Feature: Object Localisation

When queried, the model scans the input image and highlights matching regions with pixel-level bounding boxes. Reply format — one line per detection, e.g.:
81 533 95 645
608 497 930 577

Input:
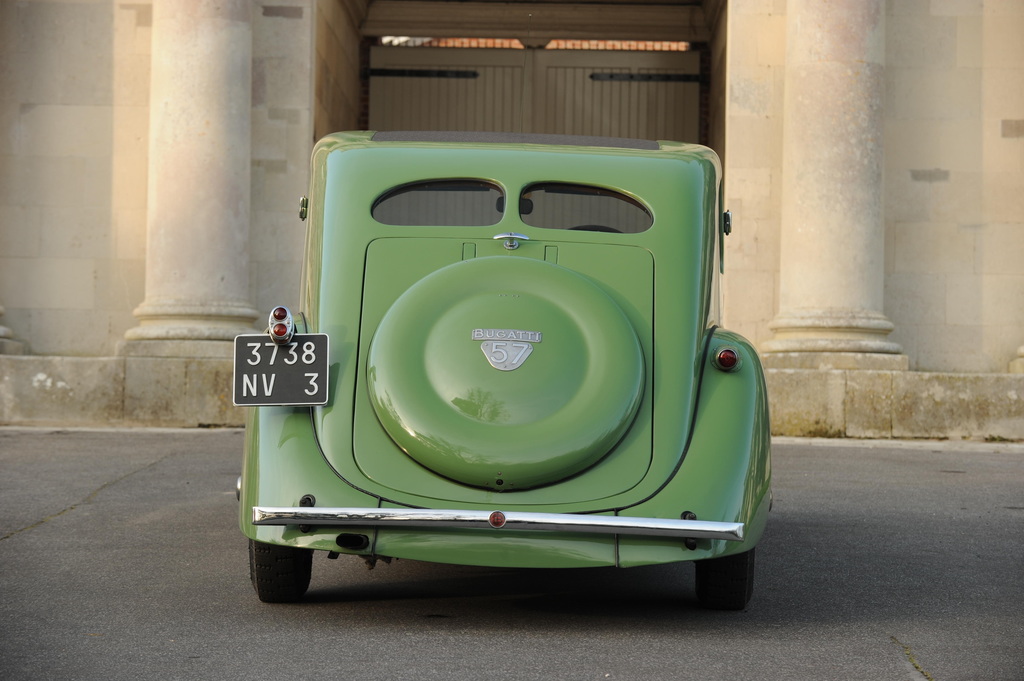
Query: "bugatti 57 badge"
473 328 542 371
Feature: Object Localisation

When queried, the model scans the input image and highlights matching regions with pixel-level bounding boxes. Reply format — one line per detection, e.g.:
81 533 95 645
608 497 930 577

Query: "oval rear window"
519 183 652 234
372 180 504 226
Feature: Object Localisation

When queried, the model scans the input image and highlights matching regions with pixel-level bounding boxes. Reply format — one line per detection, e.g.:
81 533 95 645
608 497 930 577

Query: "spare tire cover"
366 255 644 490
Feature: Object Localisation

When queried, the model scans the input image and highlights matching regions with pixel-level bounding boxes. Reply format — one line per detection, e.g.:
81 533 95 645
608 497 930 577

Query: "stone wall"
3 355 1020 440
705 0 728 162
768 369 1024 440
0 1 150 356
250 1 319 319
313 0 368 140
720 0 785 346
722 0 1024 374
884 1 1024 373
1 0 1021 436
0 0 317 354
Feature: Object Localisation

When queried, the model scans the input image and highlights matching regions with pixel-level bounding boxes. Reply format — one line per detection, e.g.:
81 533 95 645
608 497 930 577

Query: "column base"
762 309 905 369
124 300 260 347
0 337 26 355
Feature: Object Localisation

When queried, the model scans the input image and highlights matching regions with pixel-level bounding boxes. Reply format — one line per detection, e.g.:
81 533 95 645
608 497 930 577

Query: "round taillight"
272 323 289 338
272 306 289 321
712 346 741 372
488 511 507 529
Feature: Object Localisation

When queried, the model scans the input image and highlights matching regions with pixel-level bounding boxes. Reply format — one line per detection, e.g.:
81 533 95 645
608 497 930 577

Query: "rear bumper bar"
252 506 745 541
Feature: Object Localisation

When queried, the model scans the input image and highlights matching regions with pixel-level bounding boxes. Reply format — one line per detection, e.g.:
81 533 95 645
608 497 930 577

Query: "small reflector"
712 347 741 372
272 306 289 321
488 511 507 528
717 349 737 368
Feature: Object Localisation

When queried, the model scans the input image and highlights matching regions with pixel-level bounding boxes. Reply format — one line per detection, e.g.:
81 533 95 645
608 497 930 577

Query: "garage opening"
366 39 706 144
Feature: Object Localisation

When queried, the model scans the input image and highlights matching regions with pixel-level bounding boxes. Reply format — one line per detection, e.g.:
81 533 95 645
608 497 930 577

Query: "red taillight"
488 511 507 528
267 306 293 344
712 346 741 372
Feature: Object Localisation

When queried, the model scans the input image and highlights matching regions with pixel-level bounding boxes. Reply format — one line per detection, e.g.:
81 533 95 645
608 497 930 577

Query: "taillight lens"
712 346 741 372
488 511 507 528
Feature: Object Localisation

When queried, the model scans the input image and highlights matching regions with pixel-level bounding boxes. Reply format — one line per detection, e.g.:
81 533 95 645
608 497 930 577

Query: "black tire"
248 538 313 603
694 548 755 610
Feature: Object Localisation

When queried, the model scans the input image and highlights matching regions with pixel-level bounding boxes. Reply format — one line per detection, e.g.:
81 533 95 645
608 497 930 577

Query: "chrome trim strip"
252 507 744 541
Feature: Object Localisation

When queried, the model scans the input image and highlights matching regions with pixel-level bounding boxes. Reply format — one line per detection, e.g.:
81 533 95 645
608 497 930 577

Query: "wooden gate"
368 46 701 142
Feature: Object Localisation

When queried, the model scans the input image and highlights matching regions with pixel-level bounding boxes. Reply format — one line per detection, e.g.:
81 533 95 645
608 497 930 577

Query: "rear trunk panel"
335 237 655 505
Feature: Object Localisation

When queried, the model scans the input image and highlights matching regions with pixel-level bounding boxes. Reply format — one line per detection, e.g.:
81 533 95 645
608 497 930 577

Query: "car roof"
370 130 660 151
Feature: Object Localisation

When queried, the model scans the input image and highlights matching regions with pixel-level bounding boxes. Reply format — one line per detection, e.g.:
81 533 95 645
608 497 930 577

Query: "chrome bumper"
252 506 745 541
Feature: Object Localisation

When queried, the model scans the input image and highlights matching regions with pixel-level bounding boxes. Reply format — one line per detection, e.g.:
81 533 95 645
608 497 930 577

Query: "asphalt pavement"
0 428 1021 681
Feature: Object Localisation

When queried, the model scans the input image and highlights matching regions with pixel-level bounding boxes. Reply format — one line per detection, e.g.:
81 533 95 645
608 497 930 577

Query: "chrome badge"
472 329 543 371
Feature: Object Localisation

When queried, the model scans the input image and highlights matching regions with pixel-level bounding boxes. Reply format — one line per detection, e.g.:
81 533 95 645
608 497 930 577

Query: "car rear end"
238 131 770 609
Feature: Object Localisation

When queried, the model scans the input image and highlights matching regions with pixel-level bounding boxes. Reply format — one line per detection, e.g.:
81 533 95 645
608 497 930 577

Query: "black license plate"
233 334 329 406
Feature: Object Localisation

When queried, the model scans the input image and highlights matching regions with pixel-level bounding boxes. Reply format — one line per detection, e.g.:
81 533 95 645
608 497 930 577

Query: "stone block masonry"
2 356 1021 440
766 369 1024 441
0 356 241 428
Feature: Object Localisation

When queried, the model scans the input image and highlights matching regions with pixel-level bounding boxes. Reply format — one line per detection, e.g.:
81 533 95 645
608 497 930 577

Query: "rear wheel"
248 538 313 603
694 548 755 610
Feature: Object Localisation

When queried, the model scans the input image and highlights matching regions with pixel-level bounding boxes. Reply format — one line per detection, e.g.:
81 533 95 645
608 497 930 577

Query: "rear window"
520 183 652 234
372 180 504 226
371 179 652 233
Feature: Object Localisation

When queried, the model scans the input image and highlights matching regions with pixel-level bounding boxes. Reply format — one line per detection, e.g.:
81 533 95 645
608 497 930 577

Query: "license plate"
232 334 329 406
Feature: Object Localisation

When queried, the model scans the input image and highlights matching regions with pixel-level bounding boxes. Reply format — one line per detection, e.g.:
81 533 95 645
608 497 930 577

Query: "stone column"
1011 347 1024 374
122 0 258 356
0 305 10 340
761 0 906 370
0 304 25 355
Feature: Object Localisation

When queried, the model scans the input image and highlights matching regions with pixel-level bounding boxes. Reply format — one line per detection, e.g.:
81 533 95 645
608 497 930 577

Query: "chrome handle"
493 232 529 250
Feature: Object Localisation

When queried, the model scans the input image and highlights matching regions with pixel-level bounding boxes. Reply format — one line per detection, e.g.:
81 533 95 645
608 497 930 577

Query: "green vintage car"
234 131 771 610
